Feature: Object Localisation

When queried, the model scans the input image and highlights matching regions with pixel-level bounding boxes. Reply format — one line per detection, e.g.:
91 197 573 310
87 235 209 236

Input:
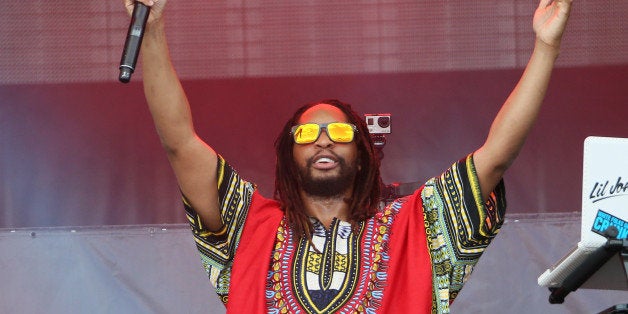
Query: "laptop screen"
538 136 628 290
581 136 628 246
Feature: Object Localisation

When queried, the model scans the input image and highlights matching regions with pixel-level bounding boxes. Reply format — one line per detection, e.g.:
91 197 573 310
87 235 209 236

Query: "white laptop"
537 136 628 291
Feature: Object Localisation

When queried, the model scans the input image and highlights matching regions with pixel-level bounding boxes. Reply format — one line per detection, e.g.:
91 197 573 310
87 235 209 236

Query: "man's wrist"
146 18 166 36
534 38 561 60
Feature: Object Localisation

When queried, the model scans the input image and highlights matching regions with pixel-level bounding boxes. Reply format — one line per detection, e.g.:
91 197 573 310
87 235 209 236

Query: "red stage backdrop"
1 1 627 228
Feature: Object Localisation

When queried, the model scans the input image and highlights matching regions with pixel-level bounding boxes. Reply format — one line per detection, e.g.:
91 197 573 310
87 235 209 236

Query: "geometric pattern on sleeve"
422 153 507 313
182 155 254 304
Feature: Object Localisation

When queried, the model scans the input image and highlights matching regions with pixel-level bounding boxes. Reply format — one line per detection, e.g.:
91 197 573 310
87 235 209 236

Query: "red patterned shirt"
184 154 506 313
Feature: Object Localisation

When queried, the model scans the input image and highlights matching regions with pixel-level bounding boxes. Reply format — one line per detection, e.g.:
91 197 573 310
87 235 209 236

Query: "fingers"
538 0 573 9
539 0 573 12
131 0 157 7
557 0 574 15
538 0 553 9
124 0 155 10
548 0 572 22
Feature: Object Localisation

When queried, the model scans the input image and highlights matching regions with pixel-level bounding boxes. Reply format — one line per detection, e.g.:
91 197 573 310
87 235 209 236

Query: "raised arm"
125 0 222 231
473 0 573 201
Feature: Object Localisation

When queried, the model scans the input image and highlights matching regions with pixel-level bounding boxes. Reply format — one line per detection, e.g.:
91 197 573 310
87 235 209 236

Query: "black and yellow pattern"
291 219 364 313
183 154 505 313
422 154 506 313
183 155 253 304
265 209 397 313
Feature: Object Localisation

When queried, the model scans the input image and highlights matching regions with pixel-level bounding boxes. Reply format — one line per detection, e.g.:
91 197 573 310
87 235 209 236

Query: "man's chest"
265 215 393 313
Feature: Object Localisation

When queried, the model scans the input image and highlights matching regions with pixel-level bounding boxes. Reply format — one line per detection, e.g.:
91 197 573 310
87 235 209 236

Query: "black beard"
298 155 358 198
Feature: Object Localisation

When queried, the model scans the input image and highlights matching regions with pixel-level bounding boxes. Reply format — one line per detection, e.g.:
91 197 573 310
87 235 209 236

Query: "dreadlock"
273 99 382 242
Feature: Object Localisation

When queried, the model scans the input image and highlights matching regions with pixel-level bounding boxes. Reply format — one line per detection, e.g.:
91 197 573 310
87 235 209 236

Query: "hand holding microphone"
119 0 166 83
119 1 153 83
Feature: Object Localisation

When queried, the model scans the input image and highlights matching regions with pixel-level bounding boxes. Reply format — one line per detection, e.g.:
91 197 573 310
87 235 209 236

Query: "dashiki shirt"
183 154 506 313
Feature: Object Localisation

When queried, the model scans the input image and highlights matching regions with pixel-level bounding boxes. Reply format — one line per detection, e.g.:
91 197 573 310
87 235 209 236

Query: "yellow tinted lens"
327 123 354 143
293 124 320 144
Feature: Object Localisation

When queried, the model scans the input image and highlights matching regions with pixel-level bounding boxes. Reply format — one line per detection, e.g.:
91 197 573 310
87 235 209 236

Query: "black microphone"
119 2 150 83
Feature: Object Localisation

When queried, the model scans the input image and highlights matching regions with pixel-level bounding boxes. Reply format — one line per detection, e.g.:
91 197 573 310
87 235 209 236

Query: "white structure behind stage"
1 213 625 314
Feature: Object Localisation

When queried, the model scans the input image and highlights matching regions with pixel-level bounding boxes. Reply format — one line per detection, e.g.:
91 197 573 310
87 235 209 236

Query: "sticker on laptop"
591 209 628 239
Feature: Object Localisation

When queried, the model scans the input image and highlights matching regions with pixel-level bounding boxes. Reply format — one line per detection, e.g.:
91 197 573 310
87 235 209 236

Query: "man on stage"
124 0 573 312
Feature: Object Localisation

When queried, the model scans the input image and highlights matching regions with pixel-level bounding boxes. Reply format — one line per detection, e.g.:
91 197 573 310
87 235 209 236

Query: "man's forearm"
485 38 560 168
141 19 196 153
474 38 560 201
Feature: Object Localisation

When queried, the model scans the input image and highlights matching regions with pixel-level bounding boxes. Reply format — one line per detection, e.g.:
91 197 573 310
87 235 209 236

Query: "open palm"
533 0 573 47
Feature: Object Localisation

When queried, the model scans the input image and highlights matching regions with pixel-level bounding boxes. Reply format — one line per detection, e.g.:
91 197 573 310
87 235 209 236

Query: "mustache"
306 150 345 168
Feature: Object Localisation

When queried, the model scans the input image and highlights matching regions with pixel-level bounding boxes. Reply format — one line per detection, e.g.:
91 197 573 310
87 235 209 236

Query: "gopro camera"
365 114 391 134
